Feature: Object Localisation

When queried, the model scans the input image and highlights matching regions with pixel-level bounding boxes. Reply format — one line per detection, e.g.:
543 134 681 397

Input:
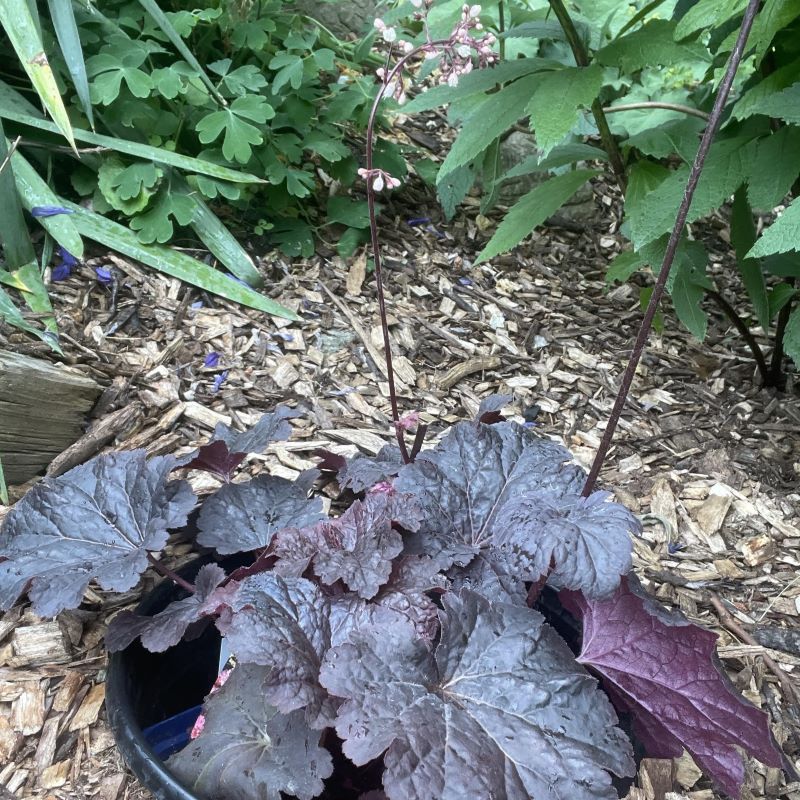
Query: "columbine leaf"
105 564 226 652
339 446 404 493
311 491 420 599
563 576 785 798
167 664 332 800
213 405 298 453
394 421 584 568
196 475 325 555
215 574 342 727
320 590 634 800
0 452 195 616
492 490 637 598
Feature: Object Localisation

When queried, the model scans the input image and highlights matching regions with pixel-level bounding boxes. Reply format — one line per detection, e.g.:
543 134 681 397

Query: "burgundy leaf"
196 475 325 555
179 440 246 481
475 393 513 424
312 491 421 598
394 421 584 568
0 452 195 617
492 489 637 598
563 576 785 798
312 448 348 473
167 663 332 800
320 590 634 800
105 564 227 652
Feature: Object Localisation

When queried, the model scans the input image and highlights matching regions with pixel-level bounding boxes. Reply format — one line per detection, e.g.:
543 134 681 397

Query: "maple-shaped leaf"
105 564 227 652
394 421 583 567
312 491 421 598
213 406 298 453
320 590 634 800
0 453 195 617
216 573 350 727
563 576 785 798
475 393 513 424
167 663 332 800
196 475 325 555
178 440 246 481
492 489 637 598
339 445 404 493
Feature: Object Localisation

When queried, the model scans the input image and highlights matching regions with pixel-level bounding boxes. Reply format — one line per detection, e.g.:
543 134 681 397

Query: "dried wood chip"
34 715 60 774
693 485 733 539
438 356 501 390
183 402 231 429
39 759 70 789
11 680 46 735
52 672 83 714
68 683 105 732
9 621 70 667
739 534 777 567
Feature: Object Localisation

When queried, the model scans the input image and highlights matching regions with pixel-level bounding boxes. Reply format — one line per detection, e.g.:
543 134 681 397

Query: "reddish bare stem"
582 0 762 497
147 552 195 594
365 41 450 462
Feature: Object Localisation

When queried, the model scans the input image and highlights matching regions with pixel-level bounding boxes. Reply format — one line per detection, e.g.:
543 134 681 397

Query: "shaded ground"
0 171 799 800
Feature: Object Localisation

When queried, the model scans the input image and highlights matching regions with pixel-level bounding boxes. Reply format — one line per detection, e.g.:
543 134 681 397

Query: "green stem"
547 0 627 192
498 0 506 61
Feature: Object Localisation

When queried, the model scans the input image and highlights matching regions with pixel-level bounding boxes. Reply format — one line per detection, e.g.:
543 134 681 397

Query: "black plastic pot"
106 558 219 800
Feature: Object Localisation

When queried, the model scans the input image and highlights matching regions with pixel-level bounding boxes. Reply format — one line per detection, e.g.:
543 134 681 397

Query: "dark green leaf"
747 125 800 209
748 197 800 258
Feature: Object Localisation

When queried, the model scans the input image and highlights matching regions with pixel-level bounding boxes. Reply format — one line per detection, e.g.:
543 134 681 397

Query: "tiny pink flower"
373 17 386 30
399 411 420 430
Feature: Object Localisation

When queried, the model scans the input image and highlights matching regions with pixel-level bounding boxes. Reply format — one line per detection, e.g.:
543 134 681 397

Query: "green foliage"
411 0 800 382
0 0 382 346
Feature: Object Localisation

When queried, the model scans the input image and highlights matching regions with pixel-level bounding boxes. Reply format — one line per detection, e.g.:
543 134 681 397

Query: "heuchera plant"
0 1 792 798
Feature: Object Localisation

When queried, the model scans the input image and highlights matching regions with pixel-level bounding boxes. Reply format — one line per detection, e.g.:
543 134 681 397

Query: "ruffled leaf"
0 452 195 616
105 564 227 652
339 445 404 493
197 475 325 555
167 663 332 800
320 590 634 800
213 405 298 453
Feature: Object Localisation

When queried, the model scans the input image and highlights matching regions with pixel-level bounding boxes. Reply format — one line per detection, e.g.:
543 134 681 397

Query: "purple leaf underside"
213 405 298 454
178 440 246 480
105 564 227 652
0 452 195 617
394 421 583 566
196 474 325 555
475 393 513 424
167 663 332 800
564 576 785 799
320 590 634 800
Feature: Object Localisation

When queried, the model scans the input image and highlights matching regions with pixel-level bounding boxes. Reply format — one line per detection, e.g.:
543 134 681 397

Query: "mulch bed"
0 170 798 800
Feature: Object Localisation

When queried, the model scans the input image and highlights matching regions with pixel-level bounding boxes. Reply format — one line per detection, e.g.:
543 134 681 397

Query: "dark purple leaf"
339 445 404 493
31 205 74 217
178 440 246 481
51 263 72 282
491 489 637 598
394 421 583 568
213 405 298 454
320 590 634 800
272 525 320 577
105 564 227 652
196 475 325 555
312 448 347 473
563 576 785 798
311 491 419 598
448 551 526 604
95 266 113 285
167 663 333 800
475 393 512 424
215 573 343 727
0 452 195 617
204 351 220 368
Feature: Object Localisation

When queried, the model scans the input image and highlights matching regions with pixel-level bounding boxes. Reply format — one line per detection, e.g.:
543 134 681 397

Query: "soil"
0 165 798 800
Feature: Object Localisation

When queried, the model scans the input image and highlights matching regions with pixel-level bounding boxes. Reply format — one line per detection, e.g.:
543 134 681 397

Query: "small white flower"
447 72 459 87
373 174 385 192
382 26 397 42
388 175 401 188
469 4 481 17
410 0 423 6
357 168 369 179
376 67 386 79
373 17 385 30
457 44 471 58
401 40 414 53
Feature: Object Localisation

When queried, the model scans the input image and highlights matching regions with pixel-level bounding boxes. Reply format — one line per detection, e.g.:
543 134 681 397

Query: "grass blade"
173 179 263 287
0 105 265 184
11 148 84 258
0 0 76 150
0 282 62 351
0 455 8 505
0 261 58 332
0 122 36 267
135 0 227 107
47 0 94 128
63 201 299 320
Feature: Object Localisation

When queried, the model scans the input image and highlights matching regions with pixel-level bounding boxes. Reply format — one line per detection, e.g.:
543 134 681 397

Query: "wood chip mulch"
0 172 798 800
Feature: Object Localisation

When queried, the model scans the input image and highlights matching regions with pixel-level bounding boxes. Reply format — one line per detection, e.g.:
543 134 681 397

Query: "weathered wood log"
0 350 101 485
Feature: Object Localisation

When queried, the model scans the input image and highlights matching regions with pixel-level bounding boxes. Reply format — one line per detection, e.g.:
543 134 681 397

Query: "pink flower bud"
373 17 385 30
